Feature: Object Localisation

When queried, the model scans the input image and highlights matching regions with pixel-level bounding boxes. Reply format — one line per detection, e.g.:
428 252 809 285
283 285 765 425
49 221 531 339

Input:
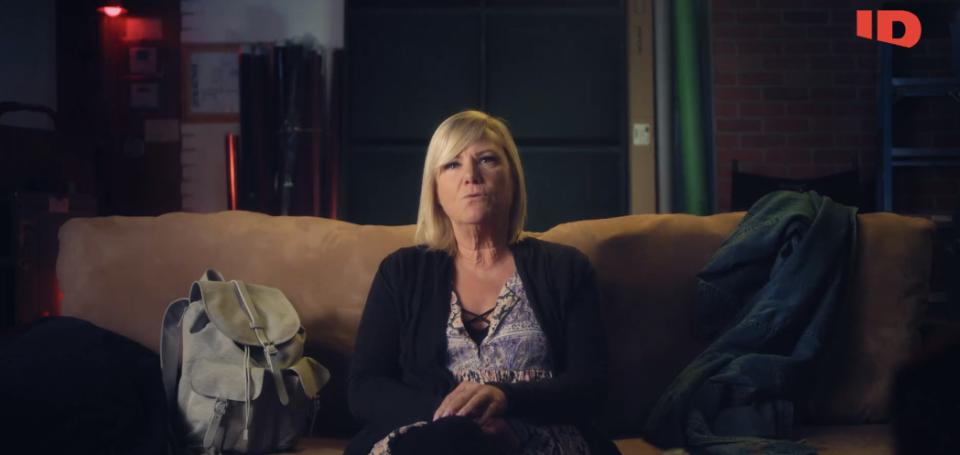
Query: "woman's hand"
432 381 507 426
481 417 520 455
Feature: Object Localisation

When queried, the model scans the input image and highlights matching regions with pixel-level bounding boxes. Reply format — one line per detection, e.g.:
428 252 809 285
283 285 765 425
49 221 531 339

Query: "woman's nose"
463 161 482 183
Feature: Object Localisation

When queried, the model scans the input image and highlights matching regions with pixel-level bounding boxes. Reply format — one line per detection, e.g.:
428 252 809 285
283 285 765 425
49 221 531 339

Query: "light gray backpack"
160 270 330 455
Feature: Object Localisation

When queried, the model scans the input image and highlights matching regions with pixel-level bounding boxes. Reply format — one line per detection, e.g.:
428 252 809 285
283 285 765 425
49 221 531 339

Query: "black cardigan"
344 237 622 455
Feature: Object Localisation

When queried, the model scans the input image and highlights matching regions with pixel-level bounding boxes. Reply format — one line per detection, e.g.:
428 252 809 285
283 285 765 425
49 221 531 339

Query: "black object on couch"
0 316 169 455
730 159 862 213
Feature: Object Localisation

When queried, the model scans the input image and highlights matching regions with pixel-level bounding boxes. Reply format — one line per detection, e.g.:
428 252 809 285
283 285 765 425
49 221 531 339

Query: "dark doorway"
343 0 628 232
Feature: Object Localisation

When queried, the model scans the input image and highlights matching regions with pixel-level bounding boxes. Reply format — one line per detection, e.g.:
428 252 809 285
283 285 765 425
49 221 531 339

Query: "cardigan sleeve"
347 255 445 430
491 251 610 425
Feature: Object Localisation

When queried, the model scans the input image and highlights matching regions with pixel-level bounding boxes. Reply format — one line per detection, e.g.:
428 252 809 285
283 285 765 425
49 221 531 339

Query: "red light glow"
99 6 126 17
227 135 238 210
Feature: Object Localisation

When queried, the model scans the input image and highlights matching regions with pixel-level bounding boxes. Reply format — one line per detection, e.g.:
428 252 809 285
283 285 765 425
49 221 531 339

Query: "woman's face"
436 139 513 229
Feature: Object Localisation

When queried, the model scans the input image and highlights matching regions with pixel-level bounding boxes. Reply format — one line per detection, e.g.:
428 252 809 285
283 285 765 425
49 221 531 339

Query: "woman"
345 110 621 455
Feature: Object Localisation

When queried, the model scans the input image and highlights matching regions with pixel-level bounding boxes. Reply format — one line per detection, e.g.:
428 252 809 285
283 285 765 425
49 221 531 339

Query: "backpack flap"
190 281 301 348
191 278 302 406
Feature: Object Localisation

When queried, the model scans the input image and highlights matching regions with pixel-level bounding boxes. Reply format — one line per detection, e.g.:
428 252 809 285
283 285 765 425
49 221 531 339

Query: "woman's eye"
480 156 497 164
444 162 459 170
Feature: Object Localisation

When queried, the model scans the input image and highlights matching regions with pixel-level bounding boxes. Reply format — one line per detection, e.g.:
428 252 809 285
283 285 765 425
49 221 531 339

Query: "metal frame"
653 0 674 213
878 43 893 212
878 42 960 212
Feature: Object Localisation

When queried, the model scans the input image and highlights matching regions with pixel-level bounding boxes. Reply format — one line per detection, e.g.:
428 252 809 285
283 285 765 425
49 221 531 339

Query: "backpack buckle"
265 343 278 356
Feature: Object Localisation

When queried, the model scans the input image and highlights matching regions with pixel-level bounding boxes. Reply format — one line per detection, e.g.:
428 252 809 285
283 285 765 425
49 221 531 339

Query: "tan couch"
56 210 935 455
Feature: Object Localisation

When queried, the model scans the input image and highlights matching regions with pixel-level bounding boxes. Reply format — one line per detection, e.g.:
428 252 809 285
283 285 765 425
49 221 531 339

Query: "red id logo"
856 10 922 48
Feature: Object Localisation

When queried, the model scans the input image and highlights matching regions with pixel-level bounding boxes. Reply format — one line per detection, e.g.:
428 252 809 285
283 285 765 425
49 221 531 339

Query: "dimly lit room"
2 0 960 454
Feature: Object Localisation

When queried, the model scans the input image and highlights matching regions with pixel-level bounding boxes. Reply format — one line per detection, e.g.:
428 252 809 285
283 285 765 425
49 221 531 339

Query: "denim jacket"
643 191 858 455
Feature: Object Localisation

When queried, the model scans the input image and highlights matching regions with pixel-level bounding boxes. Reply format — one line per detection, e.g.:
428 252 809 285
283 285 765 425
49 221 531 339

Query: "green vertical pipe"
674 0 708 215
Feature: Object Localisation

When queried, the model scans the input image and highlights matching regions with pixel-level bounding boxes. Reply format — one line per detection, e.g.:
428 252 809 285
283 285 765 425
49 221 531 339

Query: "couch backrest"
57 210 934 437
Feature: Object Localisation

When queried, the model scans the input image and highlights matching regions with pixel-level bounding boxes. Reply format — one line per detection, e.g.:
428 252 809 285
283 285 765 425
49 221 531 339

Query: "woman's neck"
452 223 510 271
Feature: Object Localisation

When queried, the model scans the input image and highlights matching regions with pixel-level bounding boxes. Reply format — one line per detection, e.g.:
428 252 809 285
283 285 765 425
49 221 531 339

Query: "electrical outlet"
633 123 651 146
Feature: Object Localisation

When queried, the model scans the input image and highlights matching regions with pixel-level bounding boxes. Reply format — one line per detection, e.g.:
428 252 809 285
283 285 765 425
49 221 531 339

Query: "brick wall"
712 0 960 214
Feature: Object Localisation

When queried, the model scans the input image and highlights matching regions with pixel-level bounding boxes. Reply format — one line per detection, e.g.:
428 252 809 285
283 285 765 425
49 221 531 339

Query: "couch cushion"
59 211 415 355
613 438 671 455
284 438 348 455
538 213 933 433
57 210 933 437
793 425 894 455
58 211 417 435
807 213 934 424
538 213 742 436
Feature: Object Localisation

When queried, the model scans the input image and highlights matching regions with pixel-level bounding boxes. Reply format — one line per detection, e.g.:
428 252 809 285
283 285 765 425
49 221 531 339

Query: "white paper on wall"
188 52 240 114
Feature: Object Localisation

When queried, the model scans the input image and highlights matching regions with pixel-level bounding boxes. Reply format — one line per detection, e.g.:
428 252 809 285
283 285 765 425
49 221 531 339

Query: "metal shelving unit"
877 43 960 212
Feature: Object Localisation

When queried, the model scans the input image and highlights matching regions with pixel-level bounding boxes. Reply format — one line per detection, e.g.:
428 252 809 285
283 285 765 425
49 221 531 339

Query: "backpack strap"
161 270 227 455
233 280 291 406
160 298 191 406
202 398 229 455
162 270 225 405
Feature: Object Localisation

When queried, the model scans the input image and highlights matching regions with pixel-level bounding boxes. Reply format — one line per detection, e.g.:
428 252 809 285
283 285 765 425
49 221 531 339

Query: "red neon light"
228 136 238 210
99 6 126 17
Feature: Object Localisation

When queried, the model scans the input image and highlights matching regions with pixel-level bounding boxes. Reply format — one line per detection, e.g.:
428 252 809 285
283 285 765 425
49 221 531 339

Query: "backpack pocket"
287 357 331 402
287 357 332 438
180 361 268 455
178 359 328 455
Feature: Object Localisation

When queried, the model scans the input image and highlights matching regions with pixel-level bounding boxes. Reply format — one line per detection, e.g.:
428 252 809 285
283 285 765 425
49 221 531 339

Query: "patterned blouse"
368 271 591 455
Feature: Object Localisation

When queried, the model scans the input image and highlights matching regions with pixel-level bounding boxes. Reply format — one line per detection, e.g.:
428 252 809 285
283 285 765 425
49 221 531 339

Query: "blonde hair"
414 110 528 255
